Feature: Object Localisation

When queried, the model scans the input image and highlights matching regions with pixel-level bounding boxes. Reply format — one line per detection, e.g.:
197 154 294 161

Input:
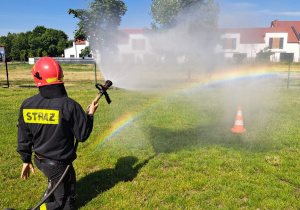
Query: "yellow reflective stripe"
33 65 36 72
46 78 58 83
23 109 59 124
40 203 47 210
45 78 63 83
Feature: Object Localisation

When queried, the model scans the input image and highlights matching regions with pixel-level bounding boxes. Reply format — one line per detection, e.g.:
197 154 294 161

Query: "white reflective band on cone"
235 120 244 125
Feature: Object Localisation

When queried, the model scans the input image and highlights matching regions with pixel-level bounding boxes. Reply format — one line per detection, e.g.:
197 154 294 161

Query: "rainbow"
94 114 138 150
185 70 279 92
94 70 280 150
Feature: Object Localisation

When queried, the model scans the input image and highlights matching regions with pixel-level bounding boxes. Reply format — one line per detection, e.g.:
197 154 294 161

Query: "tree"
0 26 72 60
148 0 219 79
80 46 91 58
40 28 70 57
149 0 219 60
150 0 199 29
20 50 27 63
256 47 274 63
68 0 127 55
150 0 218 30
32 26 47 37
42 50 48 57
28 49 34 58
28 35 42 57
57 39 72 57
9 33 20 62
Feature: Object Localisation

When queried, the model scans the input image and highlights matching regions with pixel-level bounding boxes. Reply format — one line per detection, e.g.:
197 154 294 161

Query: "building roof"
220 28 286 43
270 19 300 29
270 20 300 42
220 20 300 44
116 29 145 45
119 29 144 34
75 40 86 45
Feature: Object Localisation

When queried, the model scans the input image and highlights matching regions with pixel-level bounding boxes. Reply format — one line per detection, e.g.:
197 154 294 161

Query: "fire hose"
31 80 113 210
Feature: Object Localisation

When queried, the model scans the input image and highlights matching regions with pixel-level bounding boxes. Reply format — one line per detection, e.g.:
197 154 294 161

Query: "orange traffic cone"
231 106 246 133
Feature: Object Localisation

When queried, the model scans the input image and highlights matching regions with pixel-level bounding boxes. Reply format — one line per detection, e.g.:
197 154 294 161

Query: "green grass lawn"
1 62 300 209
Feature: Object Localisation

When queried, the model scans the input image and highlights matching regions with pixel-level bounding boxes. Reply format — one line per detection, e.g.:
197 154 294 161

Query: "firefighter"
17 57 98 209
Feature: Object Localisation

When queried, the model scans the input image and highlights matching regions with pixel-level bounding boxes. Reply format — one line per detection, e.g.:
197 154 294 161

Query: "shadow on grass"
19 85 36 88
148 123 272 154
76 155 154 208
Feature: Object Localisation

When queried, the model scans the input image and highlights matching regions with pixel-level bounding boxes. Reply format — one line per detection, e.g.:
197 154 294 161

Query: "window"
132 39 146 51
269 38 284 49
222 38 236 50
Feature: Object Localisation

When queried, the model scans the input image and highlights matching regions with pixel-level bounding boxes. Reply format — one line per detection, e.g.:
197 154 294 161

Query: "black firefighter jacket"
17 84 94 163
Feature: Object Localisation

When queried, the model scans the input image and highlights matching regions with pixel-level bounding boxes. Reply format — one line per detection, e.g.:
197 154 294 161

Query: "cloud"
259 9 300 16
267 11 300 16
232 2 257 8
220 2 257 10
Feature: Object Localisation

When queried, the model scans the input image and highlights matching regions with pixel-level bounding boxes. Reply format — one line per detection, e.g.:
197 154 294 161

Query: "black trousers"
34 155 76 210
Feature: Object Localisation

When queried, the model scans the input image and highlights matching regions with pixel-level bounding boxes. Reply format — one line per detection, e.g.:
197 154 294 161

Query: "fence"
33 57 96 64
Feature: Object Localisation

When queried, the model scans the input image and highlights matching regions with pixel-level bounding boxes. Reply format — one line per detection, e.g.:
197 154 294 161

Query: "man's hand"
87 100 99 115
21 162 35 180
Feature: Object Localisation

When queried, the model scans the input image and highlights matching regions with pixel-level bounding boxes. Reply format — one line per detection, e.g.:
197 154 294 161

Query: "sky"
0 0 300 40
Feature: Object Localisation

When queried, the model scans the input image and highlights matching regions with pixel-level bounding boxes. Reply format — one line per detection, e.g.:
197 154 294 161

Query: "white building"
64 39 90 58
219 20 300 62
115 29 150 63
64 29 150 62
64 20 300 63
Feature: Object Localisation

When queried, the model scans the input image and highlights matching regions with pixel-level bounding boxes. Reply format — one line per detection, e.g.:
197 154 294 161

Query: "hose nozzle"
95 80 113 104
103 80 113 90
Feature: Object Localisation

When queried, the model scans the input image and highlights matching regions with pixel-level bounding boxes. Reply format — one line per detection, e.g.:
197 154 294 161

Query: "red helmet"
31 57 64 87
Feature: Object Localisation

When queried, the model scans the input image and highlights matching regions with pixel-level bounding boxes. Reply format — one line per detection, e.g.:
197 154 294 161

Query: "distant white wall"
117 33 150 63
64 40 90 58
29 58 34 64
265 33 299 62
64 33 151 63
219 32 300 62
